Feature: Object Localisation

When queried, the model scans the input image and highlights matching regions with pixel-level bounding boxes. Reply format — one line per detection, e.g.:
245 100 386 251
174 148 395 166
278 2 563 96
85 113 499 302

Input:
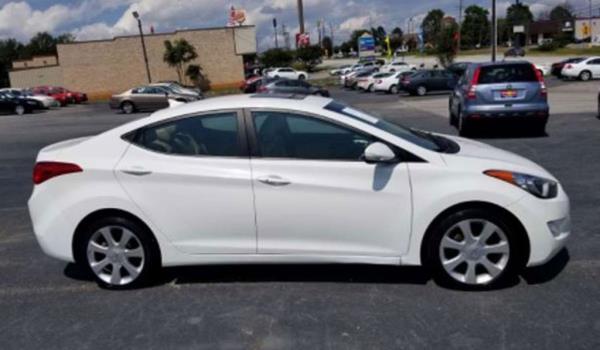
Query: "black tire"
416 85 427 96
458 109 473 137
121 101 136 114
298 75 306 80
74 216 161 290
14 105 26 116
449 103 458 127
389 85 399 94
579 70 592 81
423 207 526 290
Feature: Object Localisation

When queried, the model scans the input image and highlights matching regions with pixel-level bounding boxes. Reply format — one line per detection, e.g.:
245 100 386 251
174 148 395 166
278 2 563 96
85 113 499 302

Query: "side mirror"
363 142 397 163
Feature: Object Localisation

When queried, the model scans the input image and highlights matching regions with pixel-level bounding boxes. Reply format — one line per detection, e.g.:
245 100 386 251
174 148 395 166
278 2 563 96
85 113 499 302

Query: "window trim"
242 108 417 162
121 108 250 159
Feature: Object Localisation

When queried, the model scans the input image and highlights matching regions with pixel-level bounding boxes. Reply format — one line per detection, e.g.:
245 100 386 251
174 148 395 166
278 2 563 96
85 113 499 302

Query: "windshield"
324 101 442 152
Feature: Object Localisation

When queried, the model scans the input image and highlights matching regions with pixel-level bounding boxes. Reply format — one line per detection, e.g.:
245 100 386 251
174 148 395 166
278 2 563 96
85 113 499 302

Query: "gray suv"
449 62 549 136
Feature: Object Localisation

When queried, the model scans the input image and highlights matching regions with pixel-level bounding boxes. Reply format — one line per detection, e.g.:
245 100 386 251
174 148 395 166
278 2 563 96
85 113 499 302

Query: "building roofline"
58 25 256 46
12 54 58 64
9 64 60 73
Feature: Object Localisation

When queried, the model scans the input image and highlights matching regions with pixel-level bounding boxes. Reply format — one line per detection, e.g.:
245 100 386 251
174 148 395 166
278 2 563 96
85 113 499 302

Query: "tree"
259 48 294 68
389 27 404 51
163 39 198 84
295 45 322 71
460 5 490 49
56 33 75 44
435 18 459 67
370 26 387 47
322 36 333 57
25 32 57 57
550 4 574 22
422 9 445 44
0 39 25 87
506 3 534 46
185 64 209 91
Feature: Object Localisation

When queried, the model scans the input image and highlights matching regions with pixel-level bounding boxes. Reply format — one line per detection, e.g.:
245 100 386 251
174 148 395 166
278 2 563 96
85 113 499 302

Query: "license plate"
501 90 517 98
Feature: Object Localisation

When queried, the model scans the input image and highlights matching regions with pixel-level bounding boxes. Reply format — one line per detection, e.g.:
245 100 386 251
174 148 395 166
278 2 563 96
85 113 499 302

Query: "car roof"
475 61 532 67
149 94 332 121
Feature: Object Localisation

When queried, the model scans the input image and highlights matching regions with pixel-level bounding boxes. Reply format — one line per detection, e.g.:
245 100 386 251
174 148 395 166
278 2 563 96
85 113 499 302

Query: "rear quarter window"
478 64 537 84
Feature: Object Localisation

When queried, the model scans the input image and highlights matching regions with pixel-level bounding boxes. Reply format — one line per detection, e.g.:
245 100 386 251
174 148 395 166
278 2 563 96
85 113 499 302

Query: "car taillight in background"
256 85 268 93
533 64 547 97
565 64 573 69
376 80 383 84
467 67 481 100
33 162 82 185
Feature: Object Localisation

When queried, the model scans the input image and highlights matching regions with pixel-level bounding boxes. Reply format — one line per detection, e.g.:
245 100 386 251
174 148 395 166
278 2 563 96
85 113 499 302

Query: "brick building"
9 25 256 100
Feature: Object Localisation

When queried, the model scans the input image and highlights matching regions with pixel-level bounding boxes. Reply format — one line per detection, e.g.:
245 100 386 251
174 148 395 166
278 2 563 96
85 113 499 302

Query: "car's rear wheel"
389 85 399 94
416 85 427 96
298 75 306 80
424 208 524 289
579 70 592 81
368 84 375 92
14 105 26 116
77 216 160 289
458 110 472 136
121 101 135 114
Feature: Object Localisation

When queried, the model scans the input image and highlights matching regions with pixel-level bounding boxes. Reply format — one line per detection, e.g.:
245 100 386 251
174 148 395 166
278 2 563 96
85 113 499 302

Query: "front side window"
252 111 373 160
133 112 241 156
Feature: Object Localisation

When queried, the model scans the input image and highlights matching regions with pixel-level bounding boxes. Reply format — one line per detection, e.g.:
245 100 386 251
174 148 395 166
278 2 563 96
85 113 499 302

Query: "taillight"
377 80 383 84
33 162 82 185
533 64 547 97
467 67 481 100
565 64 573 69
256 85 267 93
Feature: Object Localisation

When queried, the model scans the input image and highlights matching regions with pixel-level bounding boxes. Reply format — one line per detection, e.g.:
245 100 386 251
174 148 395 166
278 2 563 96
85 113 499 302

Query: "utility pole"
297 0 305 34
458 0 463 55
132 11 151 83
590 0 593 45
273 18 278 48
492 0 497 62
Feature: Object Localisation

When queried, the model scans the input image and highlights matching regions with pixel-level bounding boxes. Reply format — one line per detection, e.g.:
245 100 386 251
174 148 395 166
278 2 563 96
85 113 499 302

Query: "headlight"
484 170 558 199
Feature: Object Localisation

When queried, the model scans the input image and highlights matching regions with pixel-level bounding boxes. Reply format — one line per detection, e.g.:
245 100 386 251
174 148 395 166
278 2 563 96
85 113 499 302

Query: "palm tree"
163 39 198 83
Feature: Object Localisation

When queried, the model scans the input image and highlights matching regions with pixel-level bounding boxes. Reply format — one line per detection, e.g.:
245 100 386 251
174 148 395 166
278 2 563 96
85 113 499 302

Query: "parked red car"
31 86 87 106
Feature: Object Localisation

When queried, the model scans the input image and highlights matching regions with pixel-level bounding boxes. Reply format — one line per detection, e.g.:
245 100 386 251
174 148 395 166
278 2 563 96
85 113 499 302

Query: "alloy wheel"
580 71 591 81
15 105 25 115
417 86 427 96
86 225 145 286
122 102 134 114
390 85 398 94
439 219 510 285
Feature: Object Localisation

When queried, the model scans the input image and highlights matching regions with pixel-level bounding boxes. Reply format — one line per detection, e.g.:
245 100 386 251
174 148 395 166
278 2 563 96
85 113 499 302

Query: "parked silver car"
449 61 549 136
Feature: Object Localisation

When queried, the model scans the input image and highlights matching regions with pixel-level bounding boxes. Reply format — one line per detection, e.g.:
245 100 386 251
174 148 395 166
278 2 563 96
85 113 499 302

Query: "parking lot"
1 79 599 349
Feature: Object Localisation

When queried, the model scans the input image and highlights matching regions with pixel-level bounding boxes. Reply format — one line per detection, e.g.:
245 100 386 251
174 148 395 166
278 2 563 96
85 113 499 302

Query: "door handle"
121 167 152 176
257 175 291 186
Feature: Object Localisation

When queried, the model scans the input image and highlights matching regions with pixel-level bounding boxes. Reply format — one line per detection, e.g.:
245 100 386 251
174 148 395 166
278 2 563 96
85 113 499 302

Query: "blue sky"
0 0 590 50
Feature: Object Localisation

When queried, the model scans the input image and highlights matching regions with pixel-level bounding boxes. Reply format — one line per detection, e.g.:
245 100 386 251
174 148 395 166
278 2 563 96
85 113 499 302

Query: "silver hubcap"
16 106 25 115
417 86 426 95
391 86 398 94
123 103 133 114
582 72 590 80
87 226 145 286
439 219 510 285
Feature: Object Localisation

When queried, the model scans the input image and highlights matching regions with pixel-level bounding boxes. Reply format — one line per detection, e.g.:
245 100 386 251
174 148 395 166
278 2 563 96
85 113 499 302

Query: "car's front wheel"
579 70 592 81
14 105 26 116
76 216 161 289
121 101 135 114
424 208 524 289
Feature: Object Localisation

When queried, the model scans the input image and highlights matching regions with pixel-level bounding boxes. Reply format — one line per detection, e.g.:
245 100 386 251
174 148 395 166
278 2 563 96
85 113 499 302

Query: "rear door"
116 110 256 254
475 63 541 106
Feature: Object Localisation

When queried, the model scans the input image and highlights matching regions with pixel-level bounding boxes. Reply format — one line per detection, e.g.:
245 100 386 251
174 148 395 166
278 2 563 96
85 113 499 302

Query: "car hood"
439 134 554 179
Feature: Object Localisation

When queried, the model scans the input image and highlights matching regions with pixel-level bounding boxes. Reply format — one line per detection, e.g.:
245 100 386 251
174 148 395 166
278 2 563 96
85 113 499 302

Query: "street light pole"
132 11 152 84
491 0 497 62
297 0 305 34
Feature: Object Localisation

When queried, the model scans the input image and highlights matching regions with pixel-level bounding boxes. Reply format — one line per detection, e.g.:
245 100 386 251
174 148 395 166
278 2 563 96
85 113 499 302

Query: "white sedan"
266 67 308 80
380 61 416 73
356 72 391 92
561 56 600 81
29 95 570 289
373 71 410 94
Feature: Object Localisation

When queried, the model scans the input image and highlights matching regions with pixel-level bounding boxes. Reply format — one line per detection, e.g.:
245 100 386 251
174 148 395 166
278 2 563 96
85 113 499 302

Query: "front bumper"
508 188 571 266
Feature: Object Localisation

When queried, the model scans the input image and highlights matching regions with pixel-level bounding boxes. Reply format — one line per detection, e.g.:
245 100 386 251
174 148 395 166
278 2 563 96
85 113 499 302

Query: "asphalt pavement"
0 81 599 349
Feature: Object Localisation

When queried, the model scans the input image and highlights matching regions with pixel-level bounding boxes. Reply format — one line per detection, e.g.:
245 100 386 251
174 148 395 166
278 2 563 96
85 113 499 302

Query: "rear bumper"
463 103 549 120
561 70 580 78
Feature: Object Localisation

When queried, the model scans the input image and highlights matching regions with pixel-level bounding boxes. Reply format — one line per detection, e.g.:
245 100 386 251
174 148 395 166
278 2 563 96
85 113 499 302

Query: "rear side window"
478 64 537 84
133 113 241 157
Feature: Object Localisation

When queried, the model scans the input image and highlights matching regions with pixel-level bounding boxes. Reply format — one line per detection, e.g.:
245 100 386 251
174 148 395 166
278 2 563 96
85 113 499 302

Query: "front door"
247 110 413 257
116 110 256 254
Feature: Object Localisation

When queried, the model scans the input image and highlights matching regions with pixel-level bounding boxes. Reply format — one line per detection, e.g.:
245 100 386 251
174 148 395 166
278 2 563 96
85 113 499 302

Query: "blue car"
449 61 549 136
